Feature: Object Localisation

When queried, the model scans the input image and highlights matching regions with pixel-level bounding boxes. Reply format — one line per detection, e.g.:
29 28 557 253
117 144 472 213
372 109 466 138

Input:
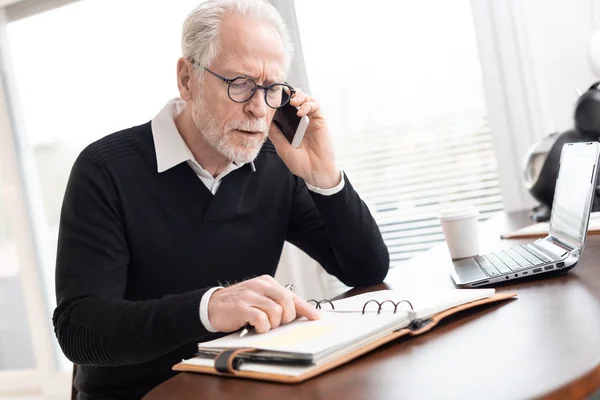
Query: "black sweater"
53 122 389 399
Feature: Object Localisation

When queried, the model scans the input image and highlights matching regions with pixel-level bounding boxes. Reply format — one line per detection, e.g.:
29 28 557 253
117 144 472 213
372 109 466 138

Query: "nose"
243 88 268 119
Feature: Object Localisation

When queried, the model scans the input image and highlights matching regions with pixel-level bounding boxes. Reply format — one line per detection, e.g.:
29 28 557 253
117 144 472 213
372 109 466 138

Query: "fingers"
254 275 297 325
246 307 271 334
261 284 297 325
208 275 320 334
247 291 286 329
297 101 320 117
289 88 308 107
293 295 321 321
247 276 319 332
289 89 321 118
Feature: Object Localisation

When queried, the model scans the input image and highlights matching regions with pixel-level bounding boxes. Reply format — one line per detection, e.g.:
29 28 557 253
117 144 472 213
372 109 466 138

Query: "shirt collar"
150 98 256 173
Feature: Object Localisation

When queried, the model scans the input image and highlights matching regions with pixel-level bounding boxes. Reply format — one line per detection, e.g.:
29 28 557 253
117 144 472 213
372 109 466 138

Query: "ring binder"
362 299 413 314
307 298 414 314
307 299 335 309
177 290 518 384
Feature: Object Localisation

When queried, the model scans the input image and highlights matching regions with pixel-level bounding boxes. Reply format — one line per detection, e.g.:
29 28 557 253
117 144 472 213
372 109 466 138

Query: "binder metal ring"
307 299 335 310
361 299 413 314
307 298 414 313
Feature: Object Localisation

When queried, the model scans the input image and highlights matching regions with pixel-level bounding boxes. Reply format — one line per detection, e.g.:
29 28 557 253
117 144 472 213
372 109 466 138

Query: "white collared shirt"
151 98 345 332
151 98 251 194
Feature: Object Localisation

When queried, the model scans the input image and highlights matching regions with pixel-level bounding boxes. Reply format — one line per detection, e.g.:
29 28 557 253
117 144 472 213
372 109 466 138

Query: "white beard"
191 95 268 164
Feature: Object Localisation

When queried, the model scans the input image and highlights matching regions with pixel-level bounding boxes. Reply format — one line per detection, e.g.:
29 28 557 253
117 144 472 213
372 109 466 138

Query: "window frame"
0 7 71 397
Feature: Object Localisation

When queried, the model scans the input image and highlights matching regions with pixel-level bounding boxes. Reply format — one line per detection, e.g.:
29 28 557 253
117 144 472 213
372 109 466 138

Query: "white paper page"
330 288 495 319
197 310 406 356
185 319 400 377
407 288 495 320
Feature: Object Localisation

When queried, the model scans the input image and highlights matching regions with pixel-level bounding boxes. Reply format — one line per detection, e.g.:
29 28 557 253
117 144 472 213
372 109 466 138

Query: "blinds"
336 110 503 267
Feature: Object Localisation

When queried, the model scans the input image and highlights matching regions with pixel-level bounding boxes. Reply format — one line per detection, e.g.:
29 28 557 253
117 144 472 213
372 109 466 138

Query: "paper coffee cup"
438 205 480 260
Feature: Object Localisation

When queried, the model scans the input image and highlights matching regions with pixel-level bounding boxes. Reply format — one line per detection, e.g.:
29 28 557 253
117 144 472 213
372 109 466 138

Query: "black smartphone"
272 102 309 148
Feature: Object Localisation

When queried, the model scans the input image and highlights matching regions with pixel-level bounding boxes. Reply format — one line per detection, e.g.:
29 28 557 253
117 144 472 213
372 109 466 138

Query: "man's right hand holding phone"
269 89 342 190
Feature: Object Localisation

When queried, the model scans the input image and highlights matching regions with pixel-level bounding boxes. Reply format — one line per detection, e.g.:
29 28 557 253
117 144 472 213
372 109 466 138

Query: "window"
4 0 206 376
0 173 35 372
294 0 503 266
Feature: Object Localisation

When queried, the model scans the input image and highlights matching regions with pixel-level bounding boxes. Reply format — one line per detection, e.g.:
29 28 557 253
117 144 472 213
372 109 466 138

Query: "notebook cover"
172 292 517 384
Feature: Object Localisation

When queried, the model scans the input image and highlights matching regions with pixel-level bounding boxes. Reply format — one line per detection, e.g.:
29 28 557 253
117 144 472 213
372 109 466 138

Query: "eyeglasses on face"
189 59 295 109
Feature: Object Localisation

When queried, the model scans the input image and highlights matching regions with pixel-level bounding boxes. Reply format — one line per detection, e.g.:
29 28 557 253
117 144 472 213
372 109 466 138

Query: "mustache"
227 119 268 134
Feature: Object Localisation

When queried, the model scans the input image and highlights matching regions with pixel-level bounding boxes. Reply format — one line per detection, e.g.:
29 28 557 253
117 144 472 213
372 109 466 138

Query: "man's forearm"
308 174 390 286
53 288 212 366
287 172 389 286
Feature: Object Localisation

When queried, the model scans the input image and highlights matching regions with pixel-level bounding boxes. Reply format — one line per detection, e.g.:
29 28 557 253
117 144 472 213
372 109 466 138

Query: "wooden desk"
144 212 600 400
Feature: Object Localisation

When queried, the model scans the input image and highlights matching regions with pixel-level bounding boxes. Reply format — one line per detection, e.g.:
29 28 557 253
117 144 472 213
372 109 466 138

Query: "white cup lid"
438 205 479 221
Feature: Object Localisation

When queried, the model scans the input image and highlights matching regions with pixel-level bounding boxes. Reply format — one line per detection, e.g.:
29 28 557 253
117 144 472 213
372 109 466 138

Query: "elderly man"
53 0 389 398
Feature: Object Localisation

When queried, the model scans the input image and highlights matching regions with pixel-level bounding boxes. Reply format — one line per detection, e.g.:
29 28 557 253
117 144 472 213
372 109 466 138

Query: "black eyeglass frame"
190 60 295 109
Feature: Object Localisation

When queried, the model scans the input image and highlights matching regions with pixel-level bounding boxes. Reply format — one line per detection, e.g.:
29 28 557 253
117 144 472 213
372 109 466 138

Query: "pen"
239 283 294 338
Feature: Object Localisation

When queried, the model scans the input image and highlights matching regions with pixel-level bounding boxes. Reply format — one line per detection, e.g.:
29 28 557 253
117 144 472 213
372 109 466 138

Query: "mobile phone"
272 102 309 148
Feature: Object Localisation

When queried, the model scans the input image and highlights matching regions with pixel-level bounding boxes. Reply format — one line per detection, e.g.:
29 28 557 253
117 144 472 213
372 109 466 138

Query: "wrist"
305 168 341 189
200 287 223 333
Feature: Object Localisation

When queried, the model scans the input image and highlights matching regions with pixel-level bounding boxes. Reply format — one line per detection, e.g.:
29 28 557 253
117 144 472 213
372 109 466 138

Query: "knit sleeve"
286 172 389 287
53 153 212 366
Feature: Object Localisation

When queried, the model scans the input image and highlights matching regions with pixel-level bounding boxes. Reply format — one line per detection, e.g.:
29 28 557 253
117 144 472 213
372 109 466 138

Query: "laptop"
451 141 600 288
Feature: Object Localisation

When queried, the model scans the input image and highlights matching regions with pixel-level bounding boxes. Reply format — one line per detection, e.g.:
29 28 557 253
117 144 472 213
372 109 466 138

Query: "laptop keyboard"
474 245 554 277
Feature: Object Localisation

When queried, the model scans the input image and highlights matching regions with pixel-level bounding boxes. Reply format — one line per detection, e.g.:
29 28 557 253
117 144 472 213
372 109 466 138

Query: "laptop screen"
549 143 599 250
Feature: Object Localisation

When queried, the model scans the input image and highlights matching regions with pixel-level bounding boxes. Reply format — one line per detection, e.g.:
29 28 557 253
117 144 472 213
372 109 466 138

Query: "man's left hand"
268 89 341 189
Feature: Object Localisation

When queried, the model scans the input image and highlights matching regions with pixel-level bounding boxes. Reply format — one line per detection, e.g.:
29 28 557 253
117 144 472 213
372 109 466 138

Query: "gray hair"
182 0 294 75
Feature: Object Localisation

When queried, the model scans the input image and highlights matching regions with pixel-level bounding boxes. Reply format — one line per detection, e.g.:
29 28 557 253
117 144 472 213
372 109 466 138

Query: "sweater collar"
150 98 256 174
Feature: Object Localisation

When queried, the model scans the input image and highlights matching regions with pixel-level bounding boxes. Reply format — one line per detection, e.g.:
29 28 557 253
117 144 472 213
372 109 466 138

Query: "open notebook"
174 288 516 383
